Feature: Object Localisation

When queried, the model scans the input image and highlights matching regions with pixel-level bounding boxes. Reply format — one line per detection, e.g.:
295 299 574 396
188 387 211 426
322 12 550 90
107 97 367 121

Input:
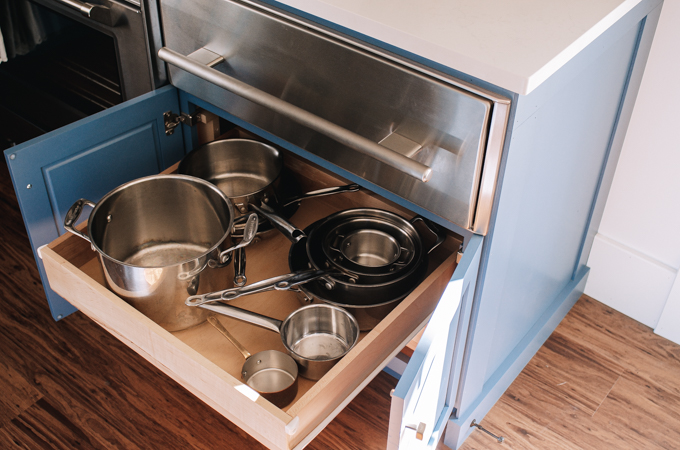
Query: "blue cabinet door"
3 86 186 320
388 235 483 449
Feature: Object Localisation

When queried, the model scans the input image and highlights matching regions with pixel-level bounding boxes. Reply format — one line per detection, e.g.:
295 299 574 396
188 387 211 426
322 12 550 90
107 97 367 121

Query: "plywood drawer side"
41 245 293 450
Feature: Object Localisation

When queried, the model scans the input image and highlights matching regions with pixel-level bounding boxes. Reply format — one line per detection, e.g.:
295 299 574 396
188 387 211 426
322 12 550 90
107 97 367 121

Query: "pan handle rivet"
257 359 262 364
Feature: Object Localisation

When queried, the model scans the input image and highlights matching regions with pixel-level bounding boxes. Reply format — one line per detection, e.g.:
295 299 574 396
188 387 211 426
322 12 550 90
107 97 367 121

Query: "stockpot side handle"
198 303 283 334
208 213 259 269
64 198 96 244
410 216 446 254
157 47 432 183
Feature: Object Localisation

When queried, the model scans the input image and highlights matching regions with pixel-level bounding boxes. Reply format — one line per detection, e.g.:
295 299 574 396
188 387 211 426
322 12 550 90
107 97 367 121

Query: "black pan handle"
410 216 446 254
249 203 306 243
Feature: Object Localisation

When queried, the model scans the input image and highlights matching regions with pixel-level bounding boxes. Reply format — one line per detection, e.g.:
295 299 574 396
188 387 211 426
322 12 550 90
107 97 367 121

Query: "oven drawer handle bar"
53 0 116 26
158 47 432 183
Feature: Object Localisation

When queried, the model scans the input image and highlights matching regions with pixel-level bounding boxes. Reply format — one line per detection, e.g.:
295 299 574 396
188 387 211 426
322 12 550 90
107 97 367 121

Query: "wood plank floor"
2 154 679 449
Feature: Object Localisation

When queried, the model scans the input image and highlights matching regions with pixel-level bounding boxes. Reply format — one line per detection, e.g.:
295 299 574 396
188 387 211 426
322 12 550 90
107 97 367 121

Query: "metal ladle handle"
199 303 283 334
207 315 251 360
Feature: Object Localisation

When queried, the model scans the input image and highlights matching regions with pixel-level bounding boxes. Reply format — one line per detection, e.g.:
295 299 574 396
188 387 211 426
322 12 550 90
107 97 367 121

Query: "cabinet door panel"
4 86 185 320
388 235 483 449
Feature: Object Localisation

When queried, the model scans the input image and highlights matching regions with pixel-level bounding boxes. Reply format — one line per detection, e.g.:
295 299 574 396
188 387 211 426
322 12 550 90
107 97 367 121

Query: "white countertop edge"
272 0 643 95
525 0 641 94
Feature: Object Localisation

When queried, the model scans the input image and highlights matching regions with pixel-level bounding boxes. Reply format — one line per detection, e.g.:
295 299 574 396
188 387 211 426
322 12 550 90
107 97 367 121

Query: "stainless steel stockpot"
63 174 250 331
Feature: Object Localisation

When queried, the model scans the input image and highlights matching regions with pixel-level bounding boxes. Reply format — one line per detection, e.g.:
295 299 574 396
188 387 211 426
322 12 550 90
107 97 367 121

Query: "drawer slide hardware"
163 111 203 135
470 419 505 443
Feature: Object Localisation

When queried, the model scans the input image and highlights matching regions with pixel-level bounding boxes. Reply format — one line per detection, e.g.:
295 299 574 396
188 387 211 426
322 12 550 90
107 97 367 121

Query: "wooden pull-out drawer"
40 154 460 449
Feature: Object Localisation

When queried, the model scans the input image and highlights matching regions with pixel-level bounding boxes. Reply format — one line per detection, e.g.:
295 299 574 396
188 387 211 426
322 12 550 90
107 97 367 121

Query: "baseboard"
585 233 676 328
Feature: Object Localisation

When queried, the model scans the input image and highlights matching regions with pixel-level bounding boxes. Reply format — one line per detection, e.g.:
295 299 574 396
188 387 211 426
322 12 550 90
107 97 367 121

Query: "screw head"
26 184 32 189
9 154 16 160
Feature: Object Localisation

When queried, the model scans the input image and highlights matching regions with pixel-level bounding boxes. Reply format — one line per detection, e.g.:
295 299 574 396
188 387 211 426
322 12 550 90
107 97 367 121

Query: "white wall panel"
655 274 680 342
587 234 676 328
585 0 680 337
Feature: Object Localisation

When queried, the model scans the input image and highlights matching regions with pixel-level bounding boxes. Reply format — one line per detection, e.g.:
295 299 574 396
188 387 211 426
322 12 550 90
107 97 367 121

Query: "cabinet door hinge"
163 111 204 135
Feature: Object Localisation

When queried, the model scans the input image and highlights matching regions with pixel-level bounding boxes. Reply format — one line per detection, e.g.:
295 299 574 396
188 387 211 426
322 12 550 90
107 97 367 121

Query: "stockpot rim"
86 174 236 268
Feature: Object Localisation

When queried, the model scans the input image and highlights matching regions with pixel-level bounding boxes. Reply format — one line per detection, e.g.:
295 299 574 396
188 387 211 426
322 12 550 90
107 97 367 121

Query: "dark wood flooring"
2 153 679 449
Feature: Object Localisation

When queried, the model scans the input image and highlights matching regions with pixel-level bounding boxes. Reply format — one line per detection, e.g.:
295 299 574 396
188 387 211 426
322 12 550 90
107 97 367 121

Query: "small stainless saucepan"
199 303 359 380
178 138 360 229
207 315 298 408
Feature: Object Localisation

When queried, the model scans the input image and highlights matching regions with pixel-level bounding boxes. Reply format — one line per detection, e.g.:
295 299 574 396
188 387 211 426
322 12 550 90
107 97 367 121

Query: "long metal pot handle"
198 303 283 334
249 203 306 243
157 47 432 183
185 268 333 306
53 0 116 26
64 198 96 243
280 183 360 208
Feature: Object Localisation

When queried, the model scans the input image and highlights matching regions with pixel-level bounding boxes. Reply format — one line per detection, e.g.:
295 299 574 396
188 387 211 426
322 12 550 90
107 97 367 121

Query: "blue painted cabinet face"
389 235 483 449
3 86 187 320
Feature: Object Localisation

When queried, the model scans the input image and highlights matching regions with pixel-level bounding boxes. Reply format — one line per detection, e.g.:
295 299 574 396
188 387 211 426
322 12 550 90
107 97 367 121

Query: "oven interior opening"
0 1 122 150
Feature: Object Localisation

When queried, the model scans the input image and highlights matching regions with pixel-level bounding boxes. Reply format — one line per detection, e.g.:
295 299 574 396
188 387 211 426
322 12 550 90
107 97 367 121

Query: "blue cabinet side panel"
458 16 644 414
3 85 185 321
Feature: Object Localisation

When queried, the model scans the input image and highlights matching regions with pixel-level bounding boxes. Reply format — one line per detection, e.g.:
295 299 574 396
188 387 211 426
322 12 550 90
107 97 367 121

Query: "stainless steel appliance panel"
159 0 495 231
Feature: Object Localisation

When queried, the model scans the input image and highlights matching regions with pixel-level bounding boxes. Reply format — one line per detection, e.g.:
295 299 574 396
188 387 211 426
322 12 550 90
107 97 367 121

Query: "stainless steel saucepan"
207 315 298 408
178 138 360 230
199 303 359 380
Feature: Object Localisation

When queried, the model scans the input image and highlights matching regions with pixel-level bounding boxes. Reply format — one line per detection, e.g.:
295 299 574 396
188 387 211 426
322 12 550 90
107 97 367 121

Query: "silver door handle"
158 47 433 183
53 0 116 26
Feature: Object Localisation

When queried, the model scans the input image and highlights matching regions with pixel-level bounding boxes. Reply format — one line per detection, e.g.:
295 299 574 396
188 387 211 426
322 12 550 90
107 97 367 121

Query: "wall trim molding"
585 233 677 329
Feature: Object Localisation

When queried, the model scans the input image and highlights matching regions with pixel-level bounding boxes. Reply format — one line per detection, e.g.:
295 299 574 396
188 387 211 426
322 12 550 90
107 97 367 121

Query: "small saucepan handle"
198 303 283 334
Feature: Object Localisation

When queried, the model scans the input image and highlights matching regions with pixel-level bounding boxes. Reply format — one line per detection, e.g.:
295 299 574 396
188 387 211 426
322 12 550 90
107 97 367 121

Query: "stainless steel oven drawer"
158 0 510 234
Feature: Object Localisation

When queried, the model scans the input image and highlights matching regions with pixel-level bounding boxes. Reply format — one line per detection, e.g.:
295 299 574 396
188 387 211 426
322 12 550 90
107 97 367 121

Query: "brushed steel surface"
35 0 158 98
208 315 298 407
64 175 237 331
159 0 510 232
159 47 432 182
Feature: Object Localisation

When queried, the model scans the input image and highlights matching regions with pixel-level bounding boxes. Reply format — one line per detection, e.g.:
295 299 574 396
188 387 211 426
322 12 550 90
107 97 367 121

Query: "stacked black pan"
188 205 444 330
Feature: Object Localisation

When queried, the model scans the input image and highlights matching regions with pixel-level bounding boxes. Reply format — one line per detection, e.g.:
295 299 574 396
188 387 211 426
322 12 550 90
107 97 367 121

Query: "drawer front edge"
41 246 293 450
